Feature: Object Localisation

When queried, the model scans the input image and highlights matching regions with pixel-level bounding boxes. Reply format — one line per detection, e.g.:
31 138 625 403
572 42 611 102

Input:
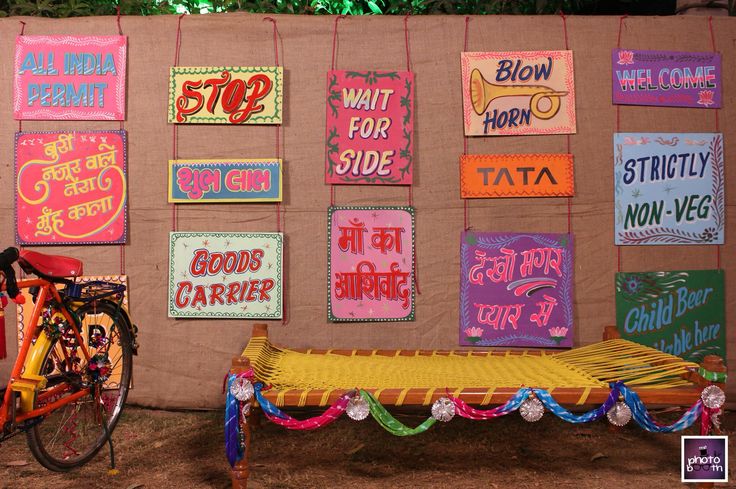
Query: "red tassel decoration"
0 294 8 359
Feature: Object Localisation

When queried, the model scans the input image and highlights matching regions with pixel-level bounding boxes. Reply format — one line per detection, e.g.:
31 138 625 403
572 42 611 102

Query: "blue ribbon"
534 382 621 424
224 373 244 467
619 383 702 432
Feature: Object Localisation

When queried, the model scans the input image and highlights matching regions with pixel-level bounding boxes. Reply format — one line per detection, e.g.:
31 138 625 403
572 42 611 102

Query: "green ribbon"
698 367 727 383
361 390 437 436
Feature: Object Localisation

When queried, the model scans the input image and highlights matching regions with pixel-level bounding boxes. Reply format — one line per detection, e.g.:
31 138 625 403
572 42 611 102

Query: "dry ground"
0 406 734 488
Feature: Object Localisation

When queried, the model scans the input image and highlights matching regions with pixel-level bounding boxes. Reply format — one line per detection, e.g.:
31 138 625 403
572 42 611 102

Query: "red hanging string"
708 16 721 269
560 13 573 235
463 16 470 231
116 7 126 273
404 14 413 207
116 6 123 35
171 14 185 232
18 22 26 132
264 17 282 234
614 15 627 272
617 15 627 49
329 15 346 208
403 14 411 71
331 15 346 71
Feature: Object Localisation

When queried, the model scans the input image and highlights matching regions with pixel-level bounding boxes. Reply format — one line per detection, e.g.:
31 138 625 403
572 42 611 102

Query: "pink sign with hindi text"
328 206 414 321
15 131 127 245
14 35 127 120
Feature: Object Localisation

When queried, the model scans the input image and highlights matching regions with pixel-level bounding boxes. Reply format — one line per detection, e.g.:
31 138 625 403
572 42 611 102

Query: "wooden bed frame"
228 324 726 489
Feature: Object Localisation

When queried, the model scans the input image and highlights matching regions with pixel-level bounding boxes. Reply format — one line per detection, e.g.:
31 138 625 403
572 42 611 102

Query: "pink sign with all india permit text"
14 35 127 120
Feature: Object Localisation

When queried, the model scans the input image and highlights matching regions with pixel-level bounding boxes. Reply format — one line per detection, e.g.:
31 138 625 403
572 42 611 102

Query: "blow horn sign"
461 51 576 136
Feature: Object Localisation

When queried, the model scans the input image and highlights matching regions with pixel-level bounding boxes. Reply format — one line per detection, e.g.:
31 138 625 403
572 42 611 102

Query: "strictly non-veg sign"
612 49 721 108
14 36 127 120
15 131 127 245
614 133 724 245
168 232 283 319
168 160 282 203
169 67 282 124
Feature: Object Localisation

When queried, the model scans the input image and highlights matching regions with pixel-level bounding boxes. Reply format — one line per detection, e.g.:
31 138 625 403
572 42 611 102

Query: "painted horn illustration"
469 68 567 120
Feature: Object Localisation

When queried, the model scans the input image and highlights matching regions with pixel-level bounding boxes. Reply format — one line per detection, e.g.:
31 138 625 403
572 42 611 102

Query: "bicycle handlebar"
0 247 19 269
0 247 21 302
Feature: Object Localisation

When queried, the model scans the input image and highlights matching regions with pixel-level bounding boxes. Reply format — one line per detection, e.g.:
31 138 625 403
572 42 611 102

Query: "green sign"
616 269 725 365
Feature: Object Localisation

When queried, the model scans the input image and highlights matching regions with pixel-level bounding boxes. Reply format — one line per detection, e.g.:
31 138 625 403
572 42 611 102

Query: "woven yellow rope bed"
241 325 704 407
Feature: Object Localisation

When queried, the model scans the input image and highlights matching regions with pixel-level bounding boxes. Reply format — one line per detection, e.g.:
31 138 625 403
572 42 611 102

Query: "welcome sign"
616 270 725 364
325 70 414 185
461 154 574 198
612 49 721 108
460 232 573 347
15 131 127 245
168 159 282 203
614 133 724 245
169 66 282 124
168 232 283 319
328 206 414 321
14 36 127 120
461 51 576 136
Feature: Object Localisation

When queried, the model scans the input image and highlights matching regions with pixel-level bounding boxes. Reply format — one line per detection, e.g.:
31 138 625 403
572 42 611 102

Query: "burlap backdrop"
0 13 733 409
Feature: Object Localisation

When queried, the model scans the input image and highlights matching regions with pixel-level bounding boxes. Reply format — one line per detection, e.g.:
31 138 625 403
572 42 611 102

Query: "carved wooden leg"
231 357 252 489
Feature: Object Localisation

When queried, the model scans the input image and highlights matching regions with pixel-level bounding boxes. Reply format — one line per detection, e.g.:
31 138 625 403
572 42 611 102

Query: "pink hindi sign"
14 36 127 120
326 70 414 185
328 206 415 322
15 131 128 245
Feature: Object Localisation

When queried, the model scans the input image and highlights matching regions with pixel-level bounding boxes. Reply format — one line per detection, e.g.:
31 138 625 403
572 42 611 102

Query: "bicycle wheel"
26 300 133 471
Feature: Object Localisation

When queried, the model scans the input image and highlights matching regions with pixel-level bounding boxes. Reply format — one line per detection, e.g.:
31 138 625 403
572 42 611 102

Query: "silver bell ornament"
230 377 254 402
701 385 726 409
431 397 456 422
346 395 370 421
519 397 544 422
606 401 632 427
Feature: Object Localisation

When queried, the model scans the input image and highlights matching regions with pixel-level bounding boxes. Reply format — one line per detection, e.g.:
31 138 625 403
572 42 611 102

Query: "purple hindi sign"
459 232 574 348
612 49 721 108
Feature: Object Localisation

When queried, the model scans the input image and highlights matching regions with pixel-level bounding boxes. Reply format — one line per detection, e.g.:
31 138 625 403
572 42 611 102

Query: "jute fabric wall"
0 13 733 408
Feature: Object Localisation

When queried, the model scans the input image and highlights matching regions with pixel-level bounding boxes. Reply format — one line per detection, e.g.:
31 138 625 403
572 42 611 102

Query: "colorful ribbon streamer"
534 382 621 424
619 384 702 433
224 373 244 467
361 390 436 436
255 383 353 430
450 388 530 420
242 382 705 437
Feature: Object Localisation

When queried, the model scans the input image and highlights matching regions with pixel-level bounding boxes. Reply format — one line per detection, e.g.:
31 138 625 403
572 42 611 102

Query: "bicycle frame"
1 276 94 430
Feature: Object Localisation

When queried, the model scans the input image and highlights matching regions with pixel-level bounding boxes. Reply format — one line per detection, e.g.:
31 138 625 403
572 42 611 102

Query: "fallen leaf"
590 452 607 462
5 460 30 467
126 484 144 489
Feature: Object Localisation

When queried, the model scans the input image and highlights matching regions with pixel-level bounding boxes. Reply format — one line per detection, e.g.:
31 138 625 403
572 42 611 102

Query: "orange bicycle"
0 247 136 471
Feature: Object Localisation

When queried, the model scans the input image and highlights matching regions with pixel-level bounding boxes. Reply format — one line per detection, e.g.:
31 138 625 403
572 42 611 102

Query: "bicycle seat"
19 250 83 278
